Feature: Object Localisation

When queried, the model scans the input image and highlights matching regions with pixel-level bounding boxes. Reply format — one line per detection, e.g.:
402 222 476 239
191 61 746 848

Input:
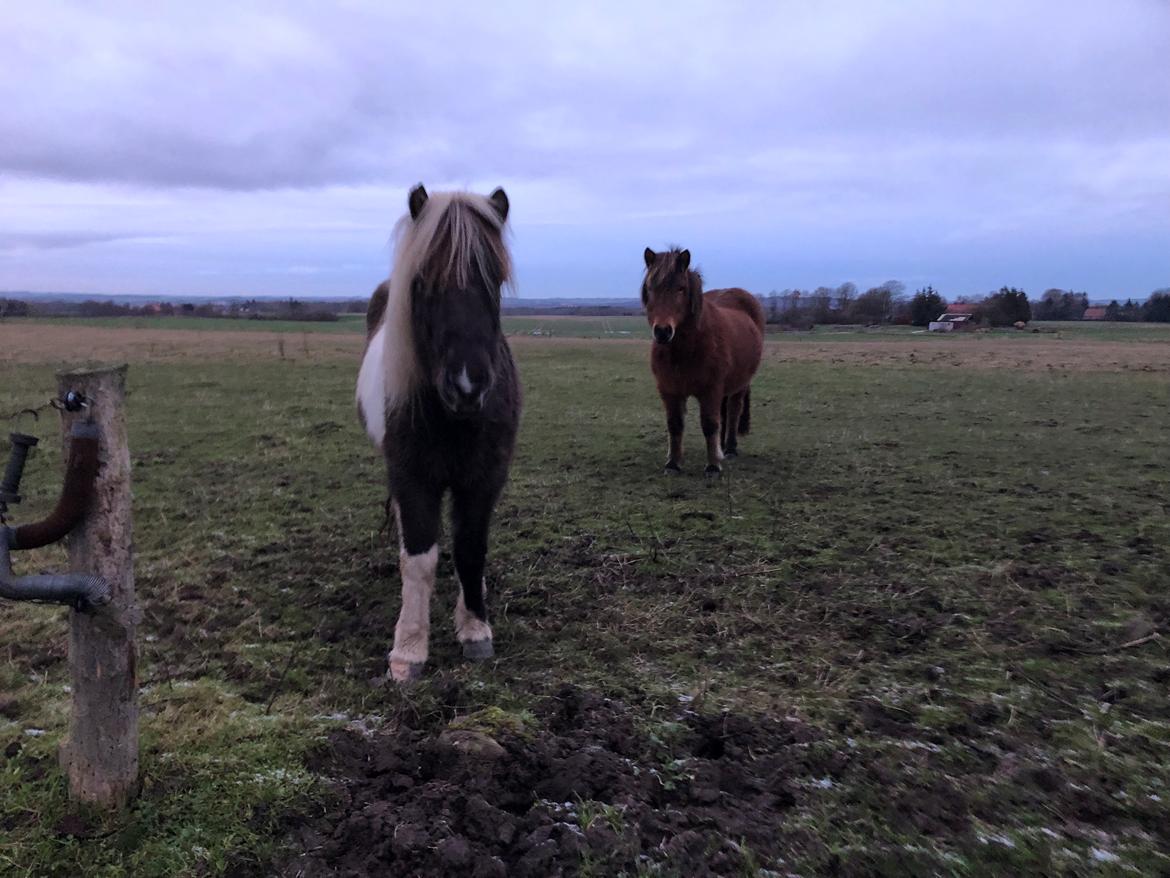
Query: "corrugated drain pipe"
0 422 110 610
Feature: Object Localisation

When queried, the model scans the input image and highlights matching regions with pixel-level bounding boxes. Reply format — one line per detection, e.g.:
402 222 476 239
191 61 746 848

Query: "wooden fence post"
56 365 138 809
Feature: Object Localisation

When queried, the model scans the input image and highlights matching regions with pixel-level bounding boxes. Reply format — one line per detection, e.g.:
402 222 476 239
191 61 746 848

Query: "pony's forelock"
645 246 703 291
644 248 704 319
394 192 513 302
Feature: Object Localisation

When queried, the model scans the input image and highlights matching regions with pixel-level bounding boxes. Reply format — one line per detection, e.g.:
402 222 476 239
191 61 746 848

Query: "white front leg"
389 545 437 682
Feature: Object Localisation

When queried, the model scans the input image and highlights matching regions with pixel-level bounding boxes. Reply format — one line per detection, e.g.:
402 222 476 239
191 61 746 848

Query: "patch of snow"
977 832 1016 848
250 767 311 787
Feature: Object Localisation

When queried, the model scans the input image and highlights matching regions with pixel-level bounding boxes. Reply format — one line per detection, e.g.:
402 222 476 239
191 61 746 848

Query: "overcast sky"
2 1 1168 300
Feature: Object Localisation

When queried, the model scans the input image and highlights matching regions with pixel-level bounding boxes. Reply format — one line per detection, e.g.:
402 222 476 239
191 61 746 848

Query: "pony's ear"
643 247 656 268
677 249 691 272
489 187 509 222
408 184 428 221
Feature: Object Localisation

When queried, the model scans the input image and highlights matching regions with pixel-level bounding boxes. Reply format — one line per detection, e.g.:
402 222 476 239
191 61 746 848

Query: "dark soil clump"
281 686 822 876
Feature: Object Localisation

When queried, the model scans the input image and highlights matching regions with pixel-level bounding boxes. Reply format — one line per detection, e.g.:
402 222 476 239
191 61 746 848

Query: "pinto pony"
642 247 765 476
357 185 520 683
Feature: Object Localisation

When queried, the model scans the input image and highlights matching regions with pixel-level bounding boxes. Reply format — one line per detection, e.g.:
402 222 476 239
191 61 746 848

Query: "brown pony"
642 247 765 476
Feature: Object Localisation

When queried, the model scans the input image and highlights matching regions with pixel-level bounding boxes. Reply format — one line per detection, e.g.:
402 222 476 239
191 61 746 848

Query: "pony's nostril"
654 325 674 343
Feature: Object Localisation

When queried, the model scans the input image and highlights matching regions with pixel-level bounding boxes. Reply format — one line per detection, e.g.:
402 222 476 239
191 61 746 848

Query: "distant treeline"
1030 288 1169 322
760 284 1170 328
503 305 642 317
761 282 1029 328
0 297 369 322
3 287 1167 327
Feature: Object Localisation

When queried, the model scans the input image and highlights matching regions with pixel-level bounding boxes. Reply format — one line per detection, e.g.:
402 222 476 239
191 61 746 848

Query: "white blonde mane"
356 191 511 447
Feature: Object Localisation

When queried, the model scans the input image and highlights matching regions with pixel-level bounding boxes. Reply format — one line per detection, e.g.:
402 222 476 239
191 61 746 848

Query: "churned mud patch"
281 685 829 877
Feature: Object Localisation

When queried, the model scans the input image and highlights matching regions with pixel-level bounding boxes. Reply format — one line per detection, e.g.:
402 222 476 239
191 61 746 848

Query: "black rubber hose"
0 432 39 506
11 423 99 551
0 528 110 610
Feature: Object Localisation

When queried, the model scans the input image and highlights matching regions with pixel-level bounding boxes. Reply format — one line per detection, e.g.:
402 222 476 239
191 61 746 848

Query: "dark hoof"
663 462 683 475
722 448 738 459
389 660 426 684
704 465 722 478
462 639 494 661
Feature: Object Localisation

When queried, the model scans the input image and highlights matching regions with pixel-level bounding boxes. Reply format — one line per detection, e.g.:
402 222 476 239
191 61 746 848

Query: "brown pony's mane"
643 246 704 318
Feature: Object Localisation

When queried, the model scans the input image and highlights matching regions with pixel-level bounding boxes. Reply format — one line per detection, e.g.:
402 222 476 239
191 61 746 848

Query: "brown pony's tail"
739 389 751 435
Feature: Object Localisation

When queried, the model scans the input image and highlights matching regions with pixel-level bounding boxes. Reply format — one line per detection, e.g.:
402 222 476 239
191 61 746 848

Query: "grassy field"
12 313 1170 344
1 319 1168 876
7 313 654 340
5 314 370 334
11 313 1170 351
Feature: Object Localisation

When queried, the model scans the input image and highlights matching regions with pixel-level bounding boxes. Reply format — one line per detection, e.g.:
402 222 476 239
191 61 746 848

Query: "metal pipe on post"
55 365 139 809
0 431 38 510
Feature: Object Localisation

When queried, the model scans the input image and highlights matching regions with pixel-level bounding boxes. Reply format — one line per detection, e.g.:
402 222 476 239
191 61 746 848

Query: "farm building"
1082 306 1107 320
928 311 976 332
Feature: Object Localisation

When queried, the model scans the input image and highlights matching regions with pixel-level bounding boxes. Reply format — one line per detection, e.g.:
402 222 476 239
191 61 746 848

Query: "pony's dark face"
413 280 502 418
642 248 701 344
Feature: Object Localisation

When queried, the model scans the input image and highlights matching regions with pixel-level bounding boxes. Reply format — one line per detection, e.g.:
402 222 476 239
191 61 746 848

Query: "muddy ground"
278 679 1166 878
282 685 827 877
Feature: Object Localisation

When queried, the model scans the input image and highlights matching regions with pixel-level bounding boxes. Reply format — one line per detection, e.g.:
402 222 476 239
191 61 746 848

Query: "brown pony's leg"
698 392 724 477
662 393 686 474
723 392 745 458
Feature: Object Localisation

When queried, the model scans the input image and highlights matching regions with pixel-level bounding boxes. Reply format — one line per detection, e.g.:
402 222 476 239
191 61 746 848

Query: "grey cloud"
0 231 155 251
3 2 1167 193
1 1 1167 298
